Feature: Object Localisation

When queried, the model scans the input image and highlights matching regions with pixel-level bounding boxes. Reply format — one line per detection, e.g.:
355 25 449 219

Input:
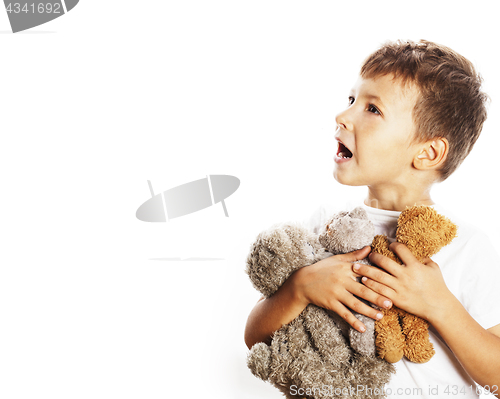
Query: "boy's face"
334 74 421 188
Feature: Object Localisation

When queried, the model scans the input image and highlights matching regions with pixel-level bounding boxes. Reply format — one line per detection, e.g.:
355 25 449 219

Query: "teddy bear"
245 207 394 399
371 205 457 364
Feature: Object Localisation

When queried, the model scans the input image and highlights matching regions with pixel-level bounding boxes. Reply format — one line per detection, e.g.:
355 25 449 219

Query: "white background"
0 1 498 398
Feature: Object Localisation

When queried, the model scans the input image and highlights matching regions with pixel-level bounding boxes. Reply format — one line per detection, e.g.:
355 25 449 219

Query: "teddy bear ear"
349 207 369 220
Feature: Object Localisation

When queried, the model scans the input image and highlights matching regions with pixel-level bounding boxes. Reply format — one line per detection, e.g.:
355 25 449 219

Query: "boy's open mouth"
337 141 353 159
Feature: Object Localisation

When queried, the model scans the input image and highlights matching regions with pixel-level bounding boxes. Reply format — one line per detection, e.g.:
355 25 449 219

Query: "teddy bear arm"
375 307 405 363
371 235 402 264
349 313 376 357
401 312 435 363
302 305 352 365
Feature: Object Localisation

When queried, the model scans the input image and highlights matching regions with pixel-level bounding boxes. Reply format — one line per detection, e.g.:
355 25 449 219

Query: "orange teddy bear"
372 205 457 363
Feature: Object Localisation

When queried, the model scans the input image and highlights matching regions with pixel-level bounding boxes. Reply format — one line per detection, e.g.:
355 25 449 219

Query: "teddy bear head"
246 223 325 298
319 207 375 255
396 205 457 260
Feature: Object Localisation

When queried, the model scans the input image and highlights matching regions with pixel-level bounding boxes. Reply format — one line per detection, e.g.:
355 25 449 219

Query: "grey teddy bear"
245 207 394 398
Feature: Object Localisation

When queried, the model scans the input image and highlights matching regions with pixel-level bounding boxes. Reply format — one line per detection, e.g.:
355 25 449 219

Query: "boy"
244 40 500 398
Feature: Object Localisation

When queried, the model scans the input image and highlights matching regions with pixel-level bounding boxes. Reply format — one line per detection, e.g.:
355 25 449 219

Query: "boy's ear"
413 138 449 171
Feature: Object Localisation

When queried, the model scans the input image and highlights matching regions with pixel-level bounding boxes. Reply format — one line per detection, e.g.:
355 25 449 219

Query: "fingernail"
361 277 368 283
376 313 383 320
359 325 366 332
383 300 391 308
353 264 360 271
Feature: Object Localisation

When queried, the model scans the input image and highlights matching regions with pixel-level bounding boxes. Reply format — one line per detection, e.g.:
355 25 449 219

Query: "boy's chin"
333 170 363 187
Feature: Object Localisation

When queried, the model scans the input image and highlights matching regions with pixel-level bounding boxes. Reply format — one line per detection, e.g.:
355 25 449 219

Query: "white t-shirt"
307 203 500 398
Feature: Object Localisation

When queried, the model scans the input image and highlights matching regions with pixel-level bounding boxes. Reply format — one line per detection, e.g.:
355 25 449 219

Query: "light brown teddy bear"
371 205 457 363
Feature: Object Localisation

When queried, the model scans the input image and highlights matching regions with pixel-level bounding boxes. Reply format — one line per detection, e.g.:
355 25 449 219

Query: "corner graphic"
136 175 240 222
4 0 79 33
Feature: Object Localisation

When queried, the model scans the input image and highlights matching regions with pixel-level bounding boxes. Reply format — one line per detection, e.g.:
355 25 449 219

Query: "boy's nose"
335 109 353 131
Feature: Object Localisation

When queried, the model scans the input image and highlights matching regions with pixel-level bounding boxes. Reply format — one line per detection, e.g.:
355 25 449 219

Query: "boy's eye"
348 96 355 106
367 104 381 115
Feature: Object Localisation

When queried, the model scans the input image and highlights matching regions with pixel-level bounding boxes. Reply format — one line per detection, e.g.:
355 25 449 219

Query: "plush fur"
246 208 394 398
318 207 377 358
372 205 457 364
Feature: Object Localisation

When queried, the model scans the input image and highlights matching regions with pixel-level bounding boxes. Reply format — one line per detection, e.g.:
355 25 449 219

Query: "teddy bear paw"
247 342 272 380
404 341 435 363
381 348 404 364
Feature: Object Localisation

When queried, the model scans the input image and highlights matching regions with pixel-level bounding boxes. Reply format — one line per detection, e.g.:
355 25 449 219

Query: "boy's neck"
364 186 434 212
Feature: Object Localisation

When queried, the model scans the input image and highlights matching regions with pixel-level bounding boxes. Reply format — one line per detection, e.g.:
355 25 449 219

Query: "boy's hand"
294 246 393 333
354 242 454 323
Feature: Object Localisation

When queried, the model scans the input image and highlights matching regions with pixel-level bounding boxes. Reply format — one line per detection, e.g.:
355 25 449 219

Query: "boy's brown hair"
360 39 488 181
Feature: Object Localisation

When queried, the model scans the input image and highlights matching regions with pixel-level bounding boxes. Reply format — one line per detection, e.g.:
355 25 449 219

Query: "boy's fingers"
361 276 397 300
354 261 397 284
349 278 393 310
337 246 371 263
329 302 367 333
421 257 437 267
368 252 400 276
346 293 386 321
389 242 418 265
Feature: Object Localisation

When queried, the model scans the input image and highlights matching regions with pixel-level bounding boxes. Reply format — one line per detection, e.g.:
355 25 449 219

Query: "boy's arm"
244 246 393 350
489 324 500 338
244 274 309 348
431 305 500 395
355 243 500 395
429 294 500 397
